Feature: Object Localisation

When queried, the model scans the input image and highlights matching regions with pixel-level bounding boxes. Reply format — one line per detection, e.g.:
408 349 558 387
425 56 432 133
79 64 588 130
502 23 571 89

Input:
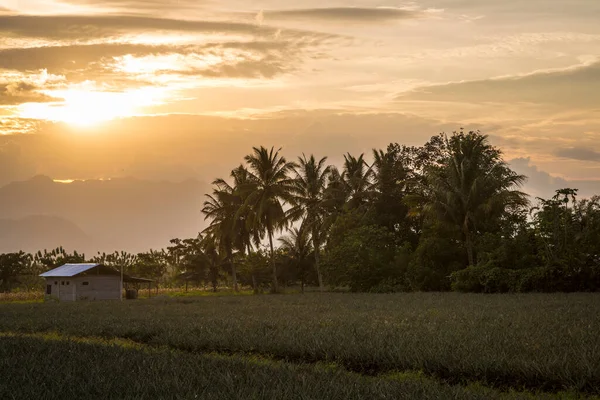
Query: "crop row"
1 293 598 393
0 335 571 400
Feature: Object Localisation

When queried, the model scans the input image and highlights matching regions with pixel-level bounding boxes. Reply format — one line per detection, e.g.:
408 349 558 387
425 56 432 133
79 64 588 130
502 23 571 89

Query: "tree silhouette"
243 146 296 293
419 131 528 266
288 154 331 291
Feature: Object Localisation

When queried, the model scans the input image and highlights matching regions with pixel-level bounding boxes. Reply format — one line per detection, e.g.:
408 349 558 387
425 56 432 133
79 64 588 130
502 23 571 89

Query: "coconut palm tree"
230 165 259 257
341 153 374 209
422 131 528 266
243 146 296 293
202 178 238 291
288 154 331 291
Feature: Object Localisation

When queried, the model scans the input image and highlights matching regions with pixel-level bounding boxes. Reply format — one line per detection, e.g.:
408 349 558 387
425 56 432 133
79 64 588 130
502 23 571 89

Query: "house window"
46 285 51 295
54 281 58 285
66 281 70 285
61 281 64 285
82 282 89 286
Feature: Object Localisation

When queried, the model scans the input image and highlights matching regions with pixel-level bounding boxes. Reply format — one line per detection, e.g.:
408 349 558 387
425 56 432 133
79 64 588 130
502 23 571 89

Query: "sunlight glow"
18 83 167 126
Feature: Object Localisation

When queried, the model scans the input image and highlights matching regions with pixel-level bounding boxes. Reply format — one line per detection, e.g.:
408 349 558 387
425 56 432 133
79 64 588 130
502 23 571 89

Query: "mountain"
0 215 90 254
0 176 210 254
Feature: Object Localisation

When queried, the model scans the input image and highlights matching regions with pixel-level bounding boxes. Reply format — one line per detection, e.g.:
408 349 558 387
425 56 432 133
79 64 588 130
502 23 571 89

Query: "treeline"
0 248 172 292
2 130 600 294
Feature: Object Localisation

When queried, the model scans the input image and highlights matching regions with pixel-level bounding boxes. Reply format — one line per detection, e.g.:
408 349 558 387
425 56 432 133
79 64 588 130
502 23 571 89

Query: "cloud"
0 43 175 73
255 10 264 25
58 0 204 11
0 82 59 105
0 29 340 88
398 61 600 108
0 40 309 84
187 56 293 79
0 14 341 86
0 118 41 135
555 147 600 162
509 157 600 199
0 14 335 41
263 7 428 22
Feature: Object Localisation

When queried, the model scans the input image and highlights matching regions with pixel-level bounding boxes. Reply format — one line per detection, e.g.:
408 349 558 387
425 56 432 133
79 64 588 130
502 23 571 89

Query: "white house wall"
45 278 76 301
45 275 121 301
73 276 121 300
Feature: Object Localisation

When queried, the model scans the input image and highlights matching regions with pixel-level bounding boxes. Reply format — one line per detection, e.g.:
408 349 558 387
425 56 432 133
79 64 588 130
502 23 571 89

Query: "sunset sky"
1 0 600 198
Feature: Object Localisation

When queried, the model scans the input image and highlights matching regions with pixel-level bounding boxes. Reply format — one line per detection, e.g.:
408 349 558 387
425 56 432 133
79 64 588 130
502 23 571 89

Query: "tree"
371 145 420 246
202 177 238 291
341 153 374 210
0 252 32 292
200 235 225 292
91 251 137 273
289 154 331 291
238 249 271 293
230 165 261 264
416 131 528 266
169 235 214 291
132 250 167 284
243 146 296 293
35 247 86 271
323 213 406 292
279 225 313 293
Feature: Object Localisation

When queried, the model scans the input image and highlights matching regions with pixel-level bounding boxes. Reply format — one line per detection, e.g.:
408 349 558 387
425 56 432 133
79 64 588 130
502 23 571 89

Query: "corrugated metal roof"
39 263 101 277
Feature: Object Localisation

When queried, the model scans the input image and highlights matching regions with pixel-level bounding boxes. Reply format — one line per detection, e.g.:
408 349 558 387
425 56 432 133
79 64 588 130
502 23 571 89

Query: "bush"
408 234 465 291
452 264 600 293
323 224 405 292
452 267 521 293
450 267 485 293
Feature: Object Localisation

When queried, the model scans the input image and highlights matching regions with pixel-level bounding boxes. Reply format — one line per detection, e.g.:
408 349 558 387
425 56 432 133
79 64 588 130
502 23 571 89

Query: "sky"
1 0 600 199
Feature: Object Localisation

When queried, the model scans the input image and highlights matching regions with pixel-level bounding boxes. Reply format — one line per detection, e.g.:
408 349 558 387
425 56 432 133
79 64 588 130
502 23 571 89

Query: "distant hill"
0 215 90 254
0 176 209 254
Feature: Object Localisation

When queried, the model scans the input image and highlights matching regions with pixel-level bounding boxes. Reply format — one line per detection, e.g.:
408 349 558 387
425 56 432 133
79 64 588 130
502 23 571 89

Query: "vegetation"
2 130 600 294
0 293 598 398
1 335 569 400
1 129 599 398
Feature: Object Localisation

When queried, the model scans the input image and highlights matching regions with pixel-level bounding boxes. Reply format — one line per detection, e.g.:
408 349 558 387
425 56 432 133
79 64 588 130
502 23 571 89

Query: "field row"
2 293 598 394
0 334 578 400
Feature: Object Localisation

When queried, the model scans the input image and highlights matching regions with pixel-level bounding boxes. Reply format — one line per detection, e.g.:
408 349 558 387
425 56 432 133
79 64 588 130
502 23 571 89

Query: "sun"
19 85 164 126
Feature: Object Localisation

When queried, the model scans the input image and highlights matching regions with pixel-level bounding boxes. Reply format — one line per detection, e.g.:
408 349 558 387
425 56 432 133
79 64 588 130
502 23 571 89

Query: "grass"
0 287 251 303
0 290 44 303
0 293 598 398
0 334 574 400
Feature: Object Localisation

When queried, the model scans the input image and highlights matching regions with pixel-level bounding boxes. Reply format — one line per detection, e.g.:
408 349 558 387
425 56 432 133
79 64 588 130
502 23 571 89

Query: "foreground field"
1 293 599 399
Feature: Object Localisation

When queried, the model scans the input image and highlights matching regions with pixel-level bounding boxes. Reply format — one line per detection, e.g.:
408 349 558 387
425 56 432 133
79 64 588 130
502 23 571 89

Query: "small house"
40 263 151 301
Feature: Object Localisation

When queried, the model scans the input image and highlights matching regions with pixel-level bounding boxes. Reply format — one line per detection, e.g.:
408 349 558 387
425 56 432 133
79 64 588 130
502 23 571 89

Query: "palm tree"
230 165 259 257
243 146 296 293
278 225 313 293
422 131 528 266
322 166 348 216
202 178 238 291
341 153 374 209
289 154 331 291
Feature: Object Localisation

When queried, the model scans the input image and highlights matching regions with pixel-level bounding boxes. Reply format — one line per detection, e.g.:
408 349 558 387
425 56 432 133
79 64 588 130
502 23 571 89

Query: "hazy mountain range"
0 175 209 254
1 166 598 255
